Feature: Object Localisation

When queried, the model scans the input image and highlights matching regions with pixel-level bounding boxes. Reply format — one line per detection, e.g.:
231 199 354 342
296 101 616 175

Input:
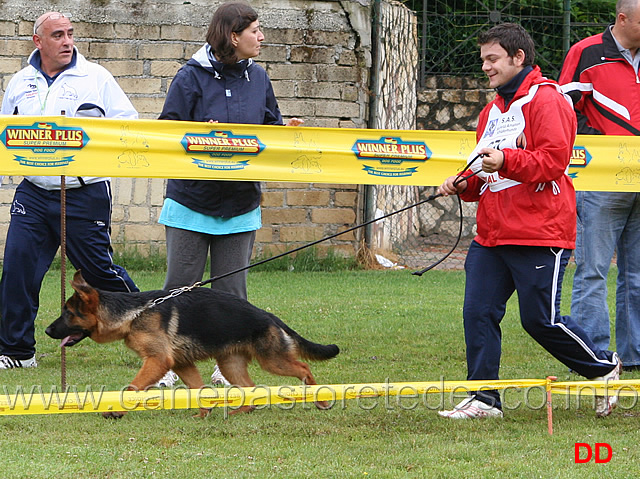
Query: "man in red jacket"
437 23 621 419
559 0 640 371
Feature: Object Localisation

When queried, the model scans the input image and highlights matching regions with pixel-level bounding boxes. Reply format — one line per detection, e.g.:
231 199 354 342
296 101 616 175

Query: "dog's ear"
69 272 100 310
70 270 95 297
71 270 88 287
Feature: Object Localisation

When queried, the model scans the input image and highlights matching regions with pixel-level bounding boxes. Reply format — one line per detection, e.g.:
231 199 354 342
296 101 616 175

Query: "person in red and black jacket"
559 0 640 371
436 23 621 420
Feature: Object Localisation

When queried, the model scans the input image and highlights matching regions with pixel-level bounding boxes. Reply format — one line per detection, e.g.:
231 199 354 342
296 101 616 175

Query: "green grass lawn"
0 267 634 478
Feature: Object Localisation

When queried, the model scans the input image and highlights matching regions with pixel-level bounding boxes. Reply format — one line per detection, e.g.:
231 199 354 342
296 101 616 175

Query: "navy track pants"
463 241 617 408
0 179 138 359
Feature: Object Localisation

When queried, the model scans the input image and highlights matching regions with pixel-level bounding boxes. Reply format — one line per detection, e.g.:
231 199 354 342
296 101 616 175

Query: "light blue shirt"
158 198 261 235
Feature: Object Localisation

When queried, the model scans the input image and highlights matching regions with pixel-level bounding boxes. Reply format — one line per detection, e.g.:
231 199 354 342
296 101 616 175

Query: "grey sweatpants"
163 226 256 300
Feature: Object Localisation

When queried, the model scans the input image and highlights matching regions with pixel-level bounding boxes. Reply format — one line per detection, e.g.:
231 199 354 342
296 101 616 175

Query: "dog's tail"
297 337 340 361
272 315 339 361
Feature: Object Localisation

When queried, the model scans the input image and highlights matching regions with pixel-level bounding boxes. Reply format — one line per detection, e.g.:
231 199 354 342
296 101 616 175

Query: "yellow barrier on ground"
0 379 632 417
551 379 640 396
1 116 639 191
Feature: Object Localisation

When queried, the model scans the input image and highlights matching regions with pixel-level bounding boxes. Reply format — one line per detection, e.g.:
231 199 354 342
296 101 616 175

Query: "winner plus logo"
568 146 592 179
181 130 265 171
1 122 88 167
352 136 431 179
569 146 591 168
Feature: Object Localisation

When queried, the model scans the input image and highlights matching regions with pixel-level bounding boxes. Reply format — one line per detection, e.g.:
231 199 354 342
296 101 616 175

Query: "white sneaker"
593 352 622 418
438 396 503 419
0 355 37 369
211 364 230 386
154 370 179 388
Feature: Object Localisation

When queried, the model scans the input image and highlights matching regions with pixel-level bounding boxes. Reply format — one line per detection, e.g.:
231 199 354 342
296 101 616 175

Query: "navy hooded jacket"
159 44 284 218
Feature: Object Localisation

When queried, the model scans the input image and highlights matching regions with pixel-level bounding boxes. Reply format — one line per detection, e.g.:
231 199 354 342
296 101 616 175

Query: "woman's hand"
286 117 304 126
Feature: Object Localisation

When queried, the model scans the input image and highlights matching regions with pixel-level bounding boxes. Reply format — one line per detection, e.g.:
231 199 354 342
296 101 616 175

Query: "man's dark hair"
206 1 258 64
477 23 535 67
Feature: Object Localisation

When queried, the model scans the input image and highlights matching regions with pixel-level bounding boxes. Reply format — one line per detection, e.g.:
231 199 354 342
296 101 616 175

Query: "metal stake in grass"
546 376 557 435
60 174 67 391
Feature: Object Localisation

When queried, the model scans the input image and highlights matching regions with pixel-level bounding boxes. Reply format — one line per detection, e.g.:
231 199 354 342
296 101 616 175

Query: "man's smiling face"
480 41 524 89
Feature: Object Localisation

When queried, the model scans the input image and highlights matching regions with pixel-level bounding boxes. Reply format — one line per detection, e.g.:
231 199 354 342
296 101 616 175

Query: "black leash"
198 190 445 288
164 152 488 297
412 152 484 276
148 189 446 307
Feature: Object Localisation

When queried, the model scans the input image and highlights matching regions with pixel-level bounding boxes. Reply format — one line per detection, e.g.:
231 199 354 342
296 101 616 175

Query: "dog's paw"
315 400 333 410
229 405 256 415
192 408 212 419
102 411 126 419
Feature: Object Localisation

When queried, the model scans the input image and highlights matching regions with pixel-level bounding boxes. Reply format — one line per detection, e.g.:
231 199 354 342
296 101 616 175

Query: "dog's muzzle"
45 319 89 347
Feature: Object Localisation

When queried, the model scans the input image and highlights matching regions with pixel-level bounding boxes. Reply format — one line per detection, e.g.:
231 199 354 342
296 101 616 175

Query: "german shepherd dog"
45 271 339 418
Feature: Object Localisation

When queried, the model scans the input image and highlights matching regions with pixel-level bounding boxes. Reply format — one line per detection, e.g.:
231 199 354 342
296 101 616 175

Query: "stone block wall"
414 75 495 250
0 0 373 260
416 76 495 132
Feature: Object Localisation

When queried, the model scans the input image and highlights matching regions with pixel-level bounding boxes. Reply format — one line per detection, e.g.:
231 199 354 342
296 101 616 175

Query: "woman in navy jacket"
157 2 301 386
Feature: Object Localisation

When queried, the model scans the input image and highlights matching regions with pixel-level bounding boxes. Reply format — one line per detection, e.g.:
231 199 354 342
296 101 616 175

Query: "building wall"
0 0 374 259
413 75 495 251
416 76 494 133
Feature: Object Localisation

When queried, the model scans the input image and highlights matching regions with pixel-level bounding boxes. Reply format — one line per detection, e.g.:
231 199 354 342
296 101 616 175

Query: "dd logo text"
574 443 612 463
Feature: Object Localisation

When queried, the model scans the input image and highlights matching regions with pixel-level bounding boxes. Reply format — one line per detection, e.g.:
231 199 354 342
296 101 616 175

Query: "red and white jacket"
559 26 640 136
461 66 577 249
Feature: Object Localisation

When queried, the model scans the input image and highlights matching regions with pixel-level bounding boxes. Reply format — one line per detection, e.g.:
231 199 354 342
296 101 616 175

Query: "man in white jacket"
0 11 139 369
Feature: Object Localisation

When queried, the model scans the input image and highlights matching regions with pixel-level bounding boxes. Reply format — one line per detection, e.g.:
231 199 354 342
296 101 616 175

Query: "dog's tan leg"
172 364 211 418
173 364 205 389
102 385 136 419
129 356 174 391
302 371 333 410
217 355 256 415
102 356 173 420
257 355 315 383
257 356 332 410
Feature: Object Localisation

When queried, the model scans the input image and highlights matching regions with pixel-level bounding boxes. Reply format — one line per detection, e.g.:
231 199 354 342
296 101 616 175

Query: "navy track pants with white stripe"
463 241 617 408
0 179 138 359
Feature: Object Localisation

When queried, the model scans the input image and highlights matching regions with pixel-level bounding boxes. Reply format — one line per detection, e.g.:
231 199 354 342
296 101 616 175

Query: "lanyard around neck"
34 78 52 115
33 66 63 114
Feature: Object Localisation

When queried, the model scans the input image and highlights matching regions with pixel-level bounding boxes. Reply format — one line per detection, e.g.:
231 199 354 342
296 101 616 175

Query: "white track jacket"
0 47 138 190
